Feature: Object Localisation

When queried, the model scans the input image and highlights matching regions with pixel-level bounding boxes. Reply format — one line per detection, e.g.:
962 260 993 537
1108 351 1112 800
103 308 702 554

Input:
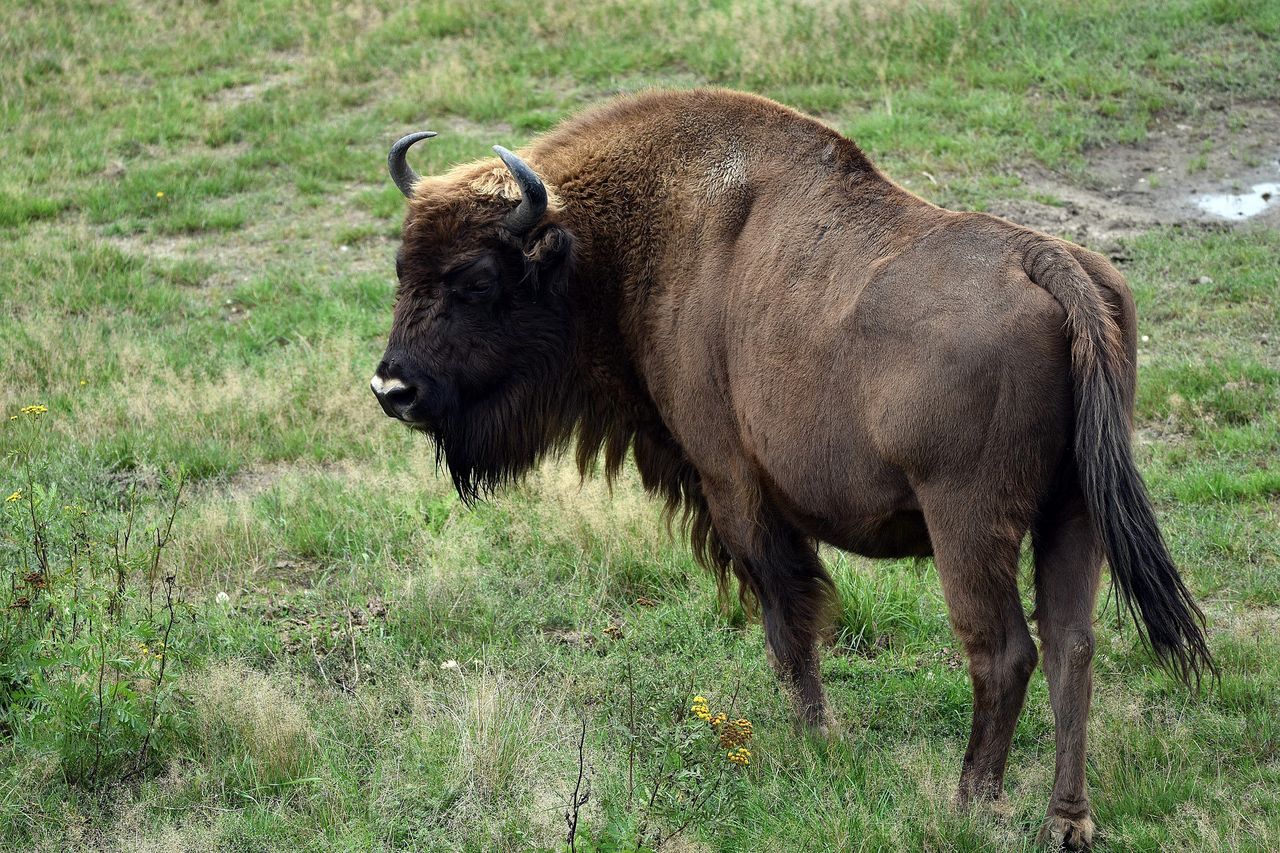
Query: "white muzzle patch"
371 374 407 396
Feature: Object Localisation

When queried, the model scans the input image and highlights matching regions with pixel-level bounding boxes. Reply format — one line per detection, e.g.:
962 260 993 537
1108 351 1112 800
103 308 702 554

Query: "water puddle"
1194 166 1279 220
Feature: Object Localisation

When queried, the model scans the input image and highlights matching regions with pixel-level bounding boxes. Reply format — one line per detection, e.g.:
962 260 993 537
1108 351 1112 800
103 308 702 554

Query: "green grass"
2 0 1279 849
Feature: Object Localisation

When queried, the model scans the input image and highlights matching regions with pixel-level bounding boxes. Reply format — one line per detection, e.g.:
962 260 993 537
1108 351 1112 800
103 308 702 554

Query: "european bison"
371 89 1212 849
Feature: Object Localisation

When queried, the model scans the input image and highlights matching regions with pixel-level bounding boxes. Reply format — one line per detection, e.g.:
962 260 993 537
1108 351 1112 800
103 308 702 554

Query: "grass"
2 0 1278 849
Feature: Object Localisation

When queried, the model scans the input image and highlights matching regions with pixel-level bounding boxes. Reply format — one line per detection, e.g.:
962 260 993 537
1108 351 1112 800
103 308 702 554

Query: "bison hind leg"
916 484 1039 808
1032 483 1102 851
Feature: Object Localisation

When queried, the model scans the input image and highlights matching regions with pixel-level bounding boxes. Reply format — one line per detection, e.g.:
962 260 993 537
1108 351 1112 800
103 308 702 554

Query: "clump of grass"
0 191 65 228
828 554 940 655
189 661 318 790
446 670 563 805
370 670 573 849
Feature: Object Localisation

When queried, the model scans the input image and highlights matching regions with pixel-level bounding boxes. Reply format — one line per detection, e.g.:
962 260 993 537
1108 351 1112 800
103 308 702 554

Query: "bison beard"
429 302 578 505
422 361 560 503
373 88 1214 850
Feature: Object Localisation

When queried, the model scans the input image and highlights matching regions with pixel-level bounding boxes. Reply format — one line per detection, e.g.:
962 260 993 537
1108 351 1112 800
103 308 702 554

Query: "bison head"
371 132 576 500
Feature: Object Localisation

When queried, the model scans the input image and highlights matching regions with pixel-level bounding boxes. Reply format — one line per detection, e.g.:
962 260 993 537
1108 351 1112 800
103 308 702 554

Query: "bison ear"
522 224 574 295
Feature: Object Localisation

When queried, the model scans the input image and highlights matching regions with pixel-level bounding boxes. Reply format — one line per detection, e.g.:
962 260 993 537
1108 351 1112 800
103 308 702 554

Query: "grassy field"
2 0 1279 850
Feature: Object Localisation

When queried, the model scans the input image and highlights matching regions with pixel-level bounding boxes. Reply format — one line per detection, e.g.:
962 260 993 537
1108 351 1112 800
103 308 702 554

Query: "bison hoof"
792 714 833 740
795 706 836 739
953 775 1003 810
1037 814 1094 851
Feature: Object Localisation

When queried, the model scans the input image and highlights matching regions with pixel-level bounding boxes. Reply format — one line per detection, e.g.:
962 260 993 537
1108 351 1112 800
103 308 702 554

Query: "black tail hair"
1025 239 1215 689
1075 361 1215 688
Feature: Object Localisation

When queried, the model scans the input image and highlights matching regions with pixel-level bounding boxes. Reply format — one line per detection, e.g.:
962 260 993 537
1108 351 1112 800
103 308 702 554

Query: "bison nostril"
383 385 417 411
371 372 420 419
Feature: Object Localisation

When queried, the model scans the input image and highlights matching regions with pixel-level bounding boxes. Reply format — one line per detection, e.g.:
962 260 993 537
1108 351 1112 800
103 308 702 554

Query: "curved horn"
388 131 437 198
493 145 548 236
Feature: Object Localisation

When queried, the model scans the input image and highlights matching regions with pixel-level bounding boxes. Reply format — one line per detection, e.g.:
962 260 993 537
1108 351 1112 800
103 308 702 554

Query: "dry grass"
189 661 319 789
363 669 580 849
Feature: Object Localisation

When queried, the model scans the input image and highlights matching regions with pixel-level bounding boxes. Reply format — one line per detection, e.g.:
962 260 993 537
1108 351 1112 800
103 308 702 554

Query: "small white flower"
1141 335 1150 343
215 591 230 605
440 659 460 671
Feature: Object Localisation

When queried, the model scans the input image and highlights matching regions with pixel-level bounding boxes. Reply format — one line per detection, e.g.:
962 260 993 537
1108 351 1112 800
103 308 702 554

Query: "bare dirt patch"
437 115 515 138
105 182 395 290
210 78 285 106
1214 604 1280 643
217 460 348 498
989 102 1280 247
207 50 305 106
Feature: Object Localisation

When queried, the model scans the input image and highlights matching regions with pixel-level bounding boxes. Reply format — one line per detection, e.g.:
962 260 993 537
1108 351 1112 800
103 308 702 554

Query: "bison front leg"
704 490 834 732
759 574 832 734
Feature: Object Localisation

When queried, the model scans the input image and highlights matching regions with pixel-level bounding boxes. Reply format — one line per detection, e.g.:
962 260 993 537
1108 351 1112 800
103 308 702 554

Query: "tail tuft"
1076 365 1216 689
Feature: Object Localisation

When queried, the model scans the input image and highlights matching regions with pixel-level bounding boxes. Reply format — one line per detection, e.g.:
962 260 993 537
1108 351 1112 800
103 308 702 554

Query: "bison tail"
1023 239 1214 690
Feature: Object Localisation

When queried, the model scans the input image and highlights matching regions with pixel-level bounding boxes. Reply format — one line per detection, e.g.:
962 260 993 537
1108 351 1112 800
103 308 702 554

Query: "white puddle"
1195 176 1279 220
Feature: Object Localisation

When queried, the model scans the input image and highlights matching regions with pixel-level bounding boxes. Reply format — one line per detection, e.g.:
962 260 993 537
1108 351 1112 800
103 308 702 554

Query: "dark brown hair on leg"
918 486 1039 807
1033 485 1103 851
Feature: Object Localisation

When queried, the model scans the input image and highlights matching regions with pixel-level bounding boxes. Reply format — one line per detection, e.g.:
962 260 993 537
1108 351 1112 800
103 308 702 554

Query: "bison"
371 88 1212 849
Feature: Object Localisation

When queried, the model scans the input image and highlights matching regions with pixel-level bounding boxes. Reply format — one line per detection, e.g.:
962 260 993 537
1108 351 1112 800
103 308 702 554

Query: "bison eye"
445 256 500 301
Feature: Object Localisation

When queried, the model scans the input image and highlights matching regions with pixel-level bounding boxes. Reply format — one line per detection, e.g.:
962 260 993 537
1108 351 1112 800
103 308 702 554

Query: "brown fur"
375 88 1213 849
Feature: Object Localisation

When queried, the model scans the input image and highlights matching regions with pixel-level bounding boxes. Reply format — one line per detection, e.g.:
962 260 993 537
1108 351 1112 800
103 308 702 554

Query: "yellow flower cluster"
19 405 48 416
690 696 754 766
718 717 753 750
5 491 22 503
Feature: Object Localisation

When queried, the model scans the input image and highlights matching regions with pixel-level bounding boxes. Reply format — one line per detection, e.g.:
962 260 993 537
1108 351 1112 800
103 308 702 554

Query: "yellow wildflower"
156 191 165 198
5 490 22 503
19 404 48 417
719 717 753 748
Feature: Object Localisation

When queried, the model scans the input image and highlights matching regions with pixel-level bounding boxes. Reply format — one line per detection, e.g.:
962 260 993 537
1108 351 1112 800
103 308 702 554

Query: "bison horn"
493 145 548 236
388 131 437 198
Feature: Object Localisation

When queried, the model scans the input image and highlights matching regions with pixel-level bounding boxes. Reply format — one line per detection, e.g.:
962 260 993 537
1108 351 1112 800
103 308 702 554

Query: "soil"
105 184 394 292
986 102 1280 248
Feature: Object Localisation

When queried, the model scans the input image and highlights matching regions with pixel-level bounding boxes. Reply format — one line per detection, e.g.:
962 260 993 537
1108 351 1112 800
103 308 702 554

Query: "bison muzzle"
371 88 1213 850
